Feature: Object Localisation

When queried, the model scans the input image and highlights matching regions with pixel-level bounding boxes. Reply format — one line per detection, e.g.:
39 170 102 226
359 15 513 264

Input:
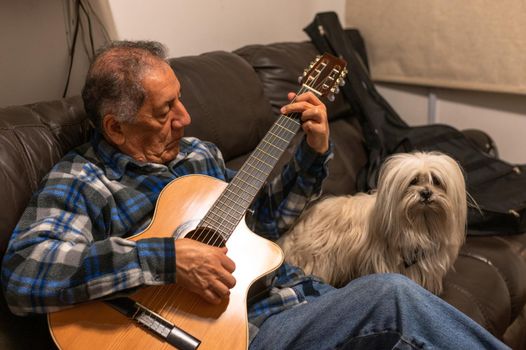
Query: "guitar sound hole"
185 227 226 247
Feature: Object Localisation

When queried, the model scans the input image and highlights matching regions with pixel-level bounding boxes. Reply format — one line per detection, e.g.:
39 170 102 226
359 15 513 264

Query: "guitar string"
149 61 334 327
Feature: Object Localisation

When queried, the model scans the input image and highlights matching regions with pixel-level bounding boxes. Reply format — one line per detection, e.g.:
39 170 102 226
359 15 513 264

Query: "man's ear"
102 114 125 145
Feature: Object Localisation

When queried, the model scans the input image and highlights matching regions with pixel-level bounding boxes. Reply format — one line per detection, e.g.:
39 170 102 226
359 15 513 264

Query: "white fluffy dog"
279 151 467 294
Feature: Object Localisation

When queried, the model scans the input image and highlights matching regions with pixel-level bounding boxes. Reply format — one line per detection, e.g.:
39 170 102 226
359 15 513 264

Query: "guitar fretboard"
198 111 303 244
188 54 346 247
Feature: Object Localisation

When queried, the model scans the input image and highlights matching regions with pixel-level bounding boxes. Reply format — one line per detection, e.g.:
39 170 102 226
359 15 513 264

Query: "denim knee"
352 273 415 288
344 273 425 300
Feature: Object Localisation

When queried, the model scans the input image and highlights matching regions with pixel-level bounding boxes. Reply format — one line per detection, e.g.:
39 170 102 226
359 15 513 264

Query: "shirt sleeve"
0 170 175 316
247 138 333 240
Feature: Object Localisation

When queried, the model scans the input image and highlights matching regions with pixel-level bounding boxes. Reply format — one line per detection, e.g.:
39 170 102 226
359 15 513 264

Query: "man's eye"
156 109 169 120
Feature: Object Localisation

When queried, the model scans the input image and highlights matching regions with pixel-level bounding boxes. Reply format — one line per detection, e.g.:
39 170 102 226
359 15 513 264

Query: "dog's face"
377 152 465 217
373 152 467 250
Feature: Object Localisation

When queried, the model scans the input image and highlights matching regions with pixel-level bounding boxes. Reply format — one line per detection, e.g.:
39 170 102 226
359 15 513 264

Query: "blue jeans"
250 274 509 350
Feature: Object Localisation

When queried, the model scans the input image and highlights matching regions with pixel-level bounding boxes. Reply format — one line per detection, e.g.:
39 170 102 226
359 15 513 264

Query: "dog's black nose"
420 189 432 201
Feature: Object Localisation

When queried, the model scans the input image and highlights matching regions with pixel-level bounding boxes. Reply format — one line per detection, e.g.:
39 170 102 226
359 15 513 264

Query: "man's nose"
172 106 191 128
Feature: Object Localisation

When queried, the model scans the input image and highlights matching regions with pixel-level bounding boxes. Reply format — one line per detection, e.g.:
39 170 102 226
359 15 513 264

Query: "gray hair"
82 40 168 131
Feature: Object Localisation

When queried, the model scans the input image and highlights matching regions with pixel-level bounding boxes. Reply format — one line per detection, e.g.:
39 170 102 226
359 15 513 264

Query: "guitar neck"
196 53 347 243
200 112 302 240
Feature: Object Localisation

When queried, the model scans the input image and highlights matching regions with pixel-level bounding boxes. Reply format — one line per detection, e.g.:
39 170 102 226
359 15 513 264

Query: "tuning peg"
298 75 303 83
331 86 340 95
327 93 335 102
338 78 346 87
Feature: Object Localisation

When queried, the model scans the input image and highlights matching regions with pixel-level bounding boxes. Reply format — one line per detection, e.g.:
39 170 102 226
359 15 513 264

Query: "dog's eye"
410 177 418 186
432 175 442 187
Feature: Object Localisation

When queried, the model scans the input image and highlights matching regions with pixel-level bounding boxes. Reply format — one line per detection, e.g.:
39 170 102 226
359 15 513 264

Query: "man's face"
116 62 191 164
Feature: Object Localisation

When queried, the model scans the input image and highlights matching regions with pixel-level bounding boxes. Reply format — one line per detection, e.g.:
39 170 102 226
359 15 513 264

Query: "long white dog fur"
279 151 467 294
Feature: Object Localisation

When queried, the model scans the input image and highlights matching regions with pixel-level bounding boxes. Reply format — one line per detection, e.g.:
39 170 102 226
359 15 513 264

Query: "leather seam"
460 245 513 307
443 279 494 334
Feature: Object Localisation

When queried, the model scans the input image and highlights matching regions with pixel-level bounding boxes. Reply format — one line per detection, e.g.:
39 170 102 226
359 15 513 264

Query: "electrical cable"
79 0 95 58
78 13 91 59
62 0 81 98
84 0 111 42
61 0 73 51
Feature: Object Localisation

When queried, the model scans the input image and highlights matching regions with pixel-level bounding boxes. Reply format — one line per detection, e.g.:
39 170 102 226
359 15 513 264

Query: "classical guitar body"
48 175 284 350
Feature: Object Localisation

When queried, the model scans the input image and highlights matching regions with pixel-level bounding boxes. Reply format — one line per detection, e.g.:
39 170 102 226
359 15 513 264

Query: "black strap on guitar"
305 11 526 235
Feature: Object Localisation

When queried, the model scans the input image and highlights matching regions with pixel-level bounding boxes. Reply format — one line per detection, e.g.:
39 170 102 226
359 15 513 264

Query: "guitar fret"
259 140 286 156
227 179 259 198
211 202 245 221
277 115 301 128
218 186 254 205
204 213 236 232
267 130 288 143
239 166 268 183
202 215 235 236
228 179 259 194
199 216 233 232
246 155 274 171
267 127 296 145
214 196 246 216
274 122 298 136
223 188 257 213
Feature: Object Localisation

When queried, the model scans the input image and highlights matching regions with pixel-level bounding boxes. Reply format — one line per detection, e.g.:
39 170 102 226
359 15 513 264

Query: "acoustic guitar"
48 53 347 350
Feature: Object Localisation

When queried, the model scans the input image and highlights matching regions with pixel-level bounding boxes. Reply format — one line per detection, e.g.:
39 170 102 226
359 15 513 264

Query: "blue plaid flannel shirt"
1 132 332 338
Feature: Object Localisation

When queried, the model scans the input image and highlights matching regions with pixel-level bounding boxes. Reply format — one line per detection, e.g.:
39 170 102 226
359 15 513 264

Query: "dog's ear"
432 154 468 241
376 153 418 200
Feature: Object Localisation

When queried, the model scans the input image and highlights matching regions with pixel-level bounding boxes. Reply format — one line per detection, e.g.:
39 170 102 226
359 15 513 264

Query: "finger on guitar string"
280 91 329 154
175 238 237 304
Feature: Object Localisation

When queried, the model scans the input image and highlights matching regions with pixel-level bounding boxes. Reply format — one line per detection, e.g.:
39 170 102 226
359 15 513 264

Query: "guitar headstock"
300 53 348 101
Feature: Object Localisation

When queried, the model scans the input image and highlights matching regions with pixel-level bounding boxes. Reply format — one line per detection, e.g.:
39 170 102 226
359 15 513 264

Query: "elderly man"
2 41 508 349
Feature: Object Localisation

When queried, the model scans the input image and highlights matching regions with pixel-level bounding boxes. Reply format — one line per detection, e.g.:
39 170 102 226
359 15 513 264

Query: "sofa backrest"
0 97 92 264
0 98 92 313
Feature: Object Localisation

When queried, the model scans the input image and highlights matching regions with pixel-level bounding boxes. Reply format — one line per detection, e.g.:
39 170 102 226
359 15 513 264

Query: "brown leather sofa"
1 33 525 349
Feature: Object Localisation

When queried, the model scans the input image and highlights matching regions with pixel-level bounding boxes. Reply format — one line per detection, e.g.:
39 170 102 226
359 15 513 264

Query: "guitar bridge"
105 297 201 350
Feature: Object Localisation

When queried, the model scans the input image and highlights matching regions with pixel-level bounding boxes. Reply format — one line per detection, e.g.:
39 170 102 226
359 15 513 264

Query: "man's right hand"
175 238 236 304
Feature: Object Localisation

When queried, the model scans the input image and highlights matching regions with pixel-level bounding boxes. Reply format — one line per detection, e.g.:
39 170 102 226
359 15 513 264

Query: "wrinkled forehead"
141 62 181 103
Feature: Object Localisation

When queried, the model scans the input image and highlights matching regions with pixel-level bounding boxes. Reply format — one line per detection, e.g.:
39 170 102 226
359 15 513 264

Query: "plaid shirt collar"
90 131 193 180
